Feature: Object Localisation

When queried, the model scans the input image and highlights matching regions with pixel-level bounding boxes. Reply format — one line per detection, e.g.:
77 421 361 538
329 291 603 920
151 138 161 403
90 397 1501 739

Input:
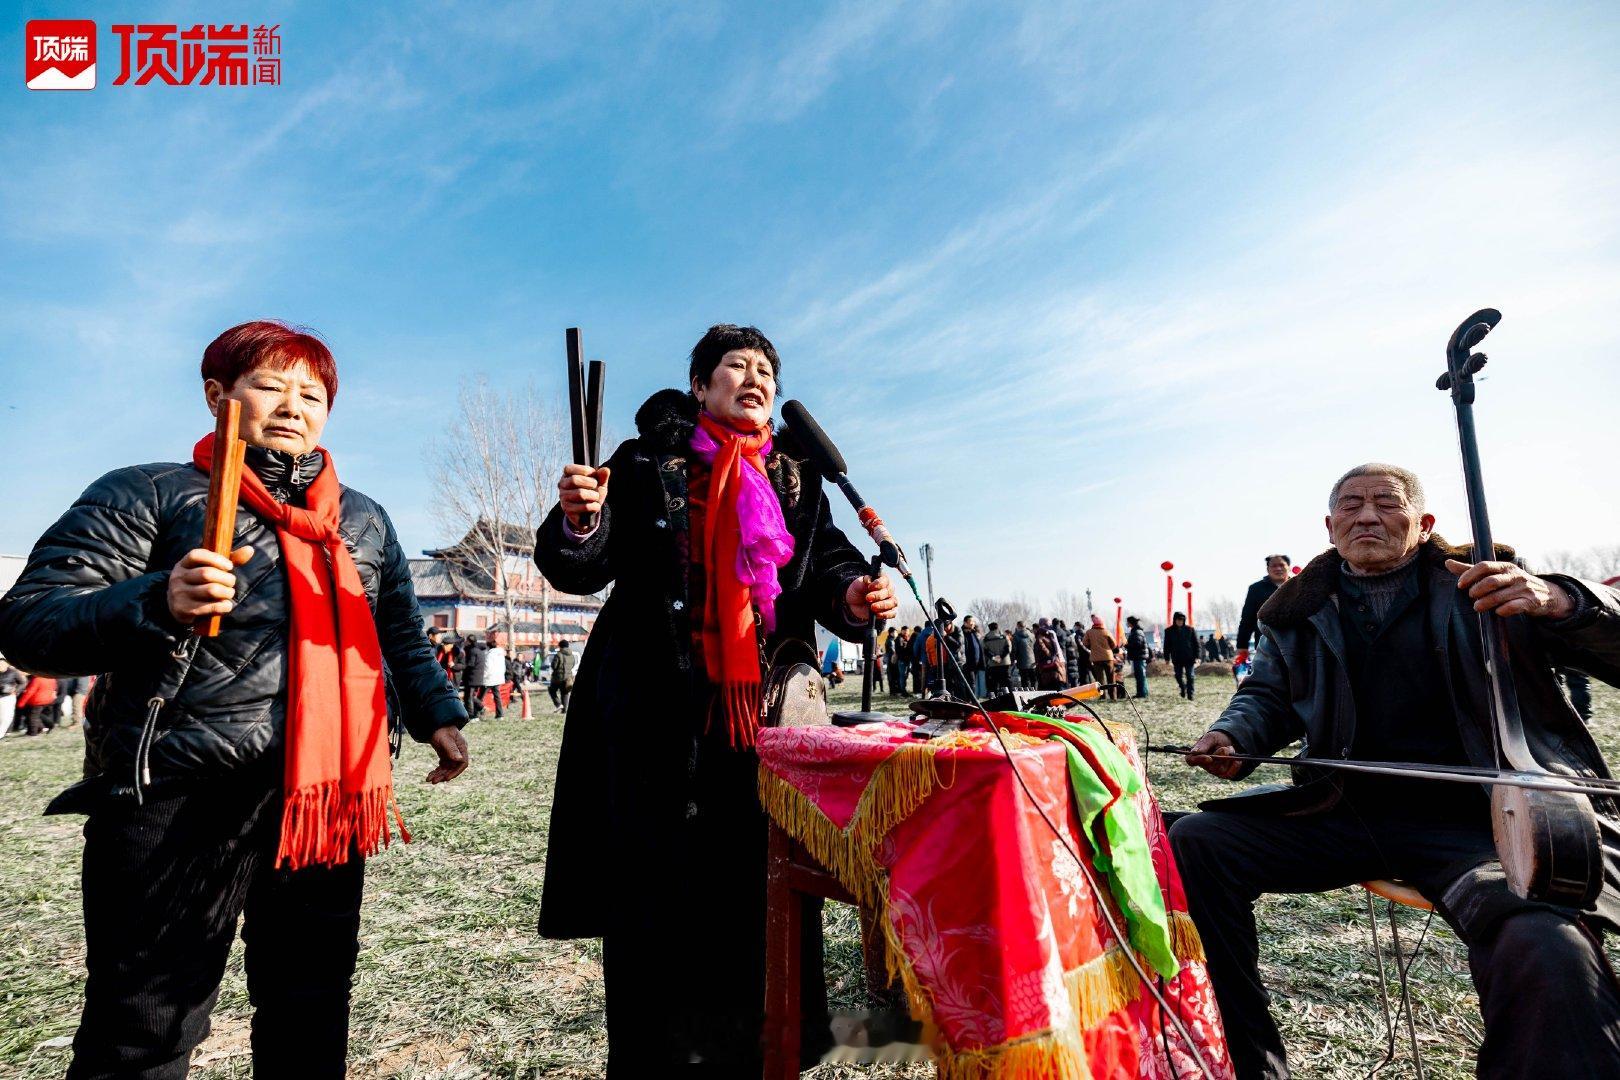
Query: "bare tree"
1050 588 1086 624
427 377 571 647
1204 595 1242 638
1542 545 1620 581
967 592 1040 630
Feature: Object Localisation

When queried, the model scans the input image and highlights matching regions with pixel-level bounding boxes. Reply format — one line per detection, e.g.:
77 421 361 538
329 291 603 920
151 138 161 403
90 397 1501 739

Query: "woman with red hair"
0 320 470 1079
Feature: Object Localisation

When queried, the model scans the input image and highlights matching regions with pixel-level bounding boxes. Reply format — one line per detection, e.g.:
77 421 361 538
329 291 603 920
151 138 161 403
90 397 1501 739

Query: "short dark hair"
1173 612 1187 623
688 324 781 392
988 622 999 630
1265 554 1290 565
1127 615 1141 626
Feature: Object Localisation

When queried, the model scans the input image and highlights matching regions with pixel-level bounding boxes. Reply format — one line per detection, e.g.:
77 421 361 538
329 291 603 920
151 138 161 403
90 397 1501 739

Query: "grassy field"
2 675 1615 1078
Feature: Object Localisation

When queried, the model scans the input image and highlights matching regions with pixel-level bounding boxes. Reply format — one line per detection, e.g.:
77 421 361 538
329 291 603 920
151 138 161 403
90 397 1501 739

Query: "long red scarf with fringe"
193 434 406 869
695 414 772 747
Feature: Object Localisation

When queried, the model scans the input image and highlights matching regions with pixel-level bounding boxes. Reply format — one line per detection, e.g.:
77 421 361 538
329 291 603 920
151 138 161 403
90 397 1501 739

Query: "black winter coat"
1236 576 1281 650
534 389 870 940
0 459 465 811
1163 624 1201 665
1207 537 1620 923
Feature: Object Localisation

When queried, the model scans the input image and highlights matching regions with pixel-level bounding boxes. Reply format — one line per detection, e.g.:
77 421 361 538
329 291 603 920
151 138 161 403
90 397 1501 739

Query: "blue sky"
3 1 1618 620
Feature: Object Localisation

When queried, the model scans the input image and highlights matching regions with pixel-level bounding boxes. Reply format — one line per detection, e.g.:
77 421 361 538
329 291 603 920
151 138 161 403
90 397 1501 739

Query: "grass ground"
1 675 1615 1078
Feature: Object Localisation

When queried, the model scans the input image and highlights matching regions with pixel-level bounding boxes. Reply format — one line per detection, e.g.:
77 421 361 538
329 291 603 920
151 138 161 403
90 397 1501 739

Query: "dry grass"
1 676 1615 1078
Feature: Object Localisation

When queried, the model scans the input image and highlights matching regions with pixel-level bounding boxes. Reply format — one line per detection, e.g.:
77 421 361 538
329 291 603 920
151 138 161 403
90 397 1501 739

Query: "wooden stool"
764 822 895 1078
1359 879 1435 1078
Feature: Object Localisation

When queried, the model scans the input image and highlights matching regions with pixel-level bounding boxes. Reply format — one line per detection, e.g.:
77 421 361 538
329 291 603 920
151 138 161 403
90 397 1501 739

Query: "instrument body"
1441 309 1602 907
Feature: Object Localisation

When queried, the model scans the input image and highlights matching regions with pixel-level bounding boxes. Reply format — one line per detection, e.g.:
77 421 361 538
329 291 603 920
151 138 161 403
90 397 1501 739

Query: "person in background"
460 631 488 719
881 627 898 694
18 672 58 735
0 656 24 736
911 624 928 695
1083 615 1116 689
1235 554 1291 665
982 621 1013 696
888 627 909 696
480 630 508 719
961 615 985 698
550 639 577 711
1164 611 1201 700
1204 633 1221 662
428 626 459 688
57 674 91 729
1125 615 1150 698
1012 620 1036 690
1034 618 1065 690
1058 619 1081 689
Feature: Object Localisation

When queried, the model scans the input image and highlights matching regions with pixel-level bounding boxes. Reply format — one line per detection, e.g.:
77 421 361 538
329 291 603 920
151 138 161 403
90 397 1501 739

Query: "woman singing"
0 321 470 1078
535 324 898 1073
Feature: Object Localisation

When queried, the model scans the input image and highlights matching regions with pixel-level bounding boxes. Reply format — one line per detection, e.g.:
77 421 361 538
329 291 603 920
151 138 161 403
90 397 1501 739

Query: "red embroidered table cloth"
756 717 1233 1079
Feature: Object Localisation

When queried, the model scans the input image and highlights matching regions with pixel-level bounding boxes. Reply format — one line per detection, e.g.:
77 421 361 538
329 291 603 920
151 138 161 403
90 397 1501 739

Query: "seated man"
1170 462 1620 1079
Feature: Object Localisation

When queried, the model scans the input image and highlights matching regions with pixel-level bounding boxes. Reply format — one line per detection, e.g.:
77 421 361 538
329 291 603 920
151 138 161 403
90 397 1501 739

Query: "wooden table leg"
764 823 803 1078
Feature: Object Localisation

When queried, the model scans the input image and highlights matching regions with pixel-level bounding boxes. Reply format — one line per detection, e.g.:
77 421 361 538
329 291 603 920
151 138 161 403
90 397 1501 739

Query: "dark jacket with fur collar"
533 389 870 939
1206 536 1620 910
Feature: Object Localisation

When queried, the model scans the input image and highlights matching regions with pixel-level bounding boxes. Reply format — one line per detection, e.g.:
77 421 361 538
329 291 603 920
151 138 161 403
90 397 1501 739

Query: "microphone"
780 399 907 576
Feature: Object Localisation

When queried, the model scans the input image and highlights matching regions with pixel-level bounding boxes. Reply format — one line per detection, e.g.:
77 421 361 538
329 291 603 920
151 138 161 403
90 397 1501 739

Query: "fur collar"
1257 534 1516 629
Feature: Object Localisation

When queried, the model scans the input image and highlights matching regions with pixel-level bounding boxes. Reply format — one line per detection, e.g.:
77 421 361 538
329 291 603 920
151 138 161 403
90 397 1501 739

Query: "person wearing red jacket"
17 674 59 735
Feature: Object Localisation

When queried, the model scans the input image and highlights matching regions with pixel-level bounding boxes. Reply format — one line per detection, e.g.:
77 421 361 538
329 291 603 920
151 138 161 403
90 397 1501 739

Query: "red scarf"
193 434 406 869
695 414 772 748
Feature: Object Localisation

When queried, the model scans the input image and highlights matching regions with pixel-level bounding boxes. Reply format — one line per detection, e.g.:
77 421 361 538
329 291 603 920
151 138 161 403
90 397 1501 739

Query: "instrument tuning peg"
1468 353 1488 374
1436 372 1453 391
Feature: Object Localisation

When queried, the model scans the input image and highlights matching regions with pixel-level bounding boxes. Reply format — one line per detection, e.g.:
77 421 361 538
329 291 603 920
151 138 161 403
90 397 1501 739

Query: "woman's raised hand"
558 464 611 530
167 546 253 623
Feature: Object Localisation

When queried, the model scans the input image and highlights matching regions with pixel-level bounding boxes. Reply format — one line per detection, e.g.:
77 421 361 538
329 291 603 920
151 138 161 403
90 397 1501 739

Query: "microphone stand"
861 552 882 713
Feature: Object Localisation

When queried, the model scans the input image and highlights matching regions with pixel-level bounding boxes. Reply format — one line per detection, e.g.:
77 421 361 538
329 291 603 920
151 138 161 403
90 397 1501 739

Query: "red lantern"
1113 598 1123 644
1182 581 1194 624
1291 566 1302 576
1160 562 1175 631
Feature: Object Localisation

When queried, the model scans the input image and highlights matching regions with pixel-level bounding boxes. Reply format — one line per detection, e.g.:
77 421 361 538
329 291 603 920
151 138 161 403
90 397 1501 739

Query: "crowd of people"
0 656 90 738
875 609 1239 702
423 626 581 719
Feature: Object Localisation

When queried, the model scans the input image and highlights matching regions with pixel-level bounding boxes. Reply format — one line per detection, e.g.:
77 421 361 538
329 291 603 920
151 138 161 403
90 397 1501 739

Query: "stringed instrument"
1439 308 1603 907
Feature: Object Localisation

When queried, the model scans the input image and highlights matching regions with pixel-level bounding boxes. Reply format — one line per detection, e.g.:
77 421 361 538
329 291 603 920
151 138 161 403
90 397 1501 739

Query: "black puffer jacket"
0 457 465 810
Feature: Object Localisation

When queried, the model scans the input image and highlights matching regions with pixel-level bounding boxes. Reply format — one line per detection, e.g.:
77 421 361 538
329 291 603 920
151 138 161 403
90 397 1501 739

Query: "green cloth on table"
1012 712 1178 978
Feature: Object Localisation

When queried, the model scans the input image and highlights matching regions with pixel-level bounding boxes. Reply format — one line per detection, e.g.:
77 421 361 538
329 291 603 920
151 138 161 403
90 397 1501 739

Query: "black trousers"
1169 807 1620 1079
599 722 828 1075
986 665 1012 695
69 772 364 1080
1172 661 1195 698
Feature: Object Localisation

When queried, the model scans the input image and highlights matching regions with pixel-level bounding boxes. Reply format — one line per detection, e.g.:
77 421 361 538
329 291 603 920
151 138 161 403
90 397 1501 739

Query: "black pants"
599 723 828 1075
1169 807 1620 1078
1173 661 1195 698
986 665 1012 695
549 678 571 711
22 703 55 735
69 773 364 1080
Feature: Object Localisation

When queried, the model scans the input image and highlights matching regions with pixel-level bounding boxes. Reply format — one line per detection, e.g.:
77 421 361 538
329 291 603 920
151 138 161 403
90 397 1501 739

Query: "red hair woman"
0 320 470 1078
536 324 898 1073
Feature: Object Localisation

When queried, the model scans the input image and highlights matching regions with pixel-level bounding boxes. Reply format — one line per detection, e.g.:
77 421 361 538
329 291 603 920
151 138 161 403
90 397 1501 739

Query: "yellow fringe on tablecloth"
759 749 1212 1080
757 741 947 907
935 1033 1093 1080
